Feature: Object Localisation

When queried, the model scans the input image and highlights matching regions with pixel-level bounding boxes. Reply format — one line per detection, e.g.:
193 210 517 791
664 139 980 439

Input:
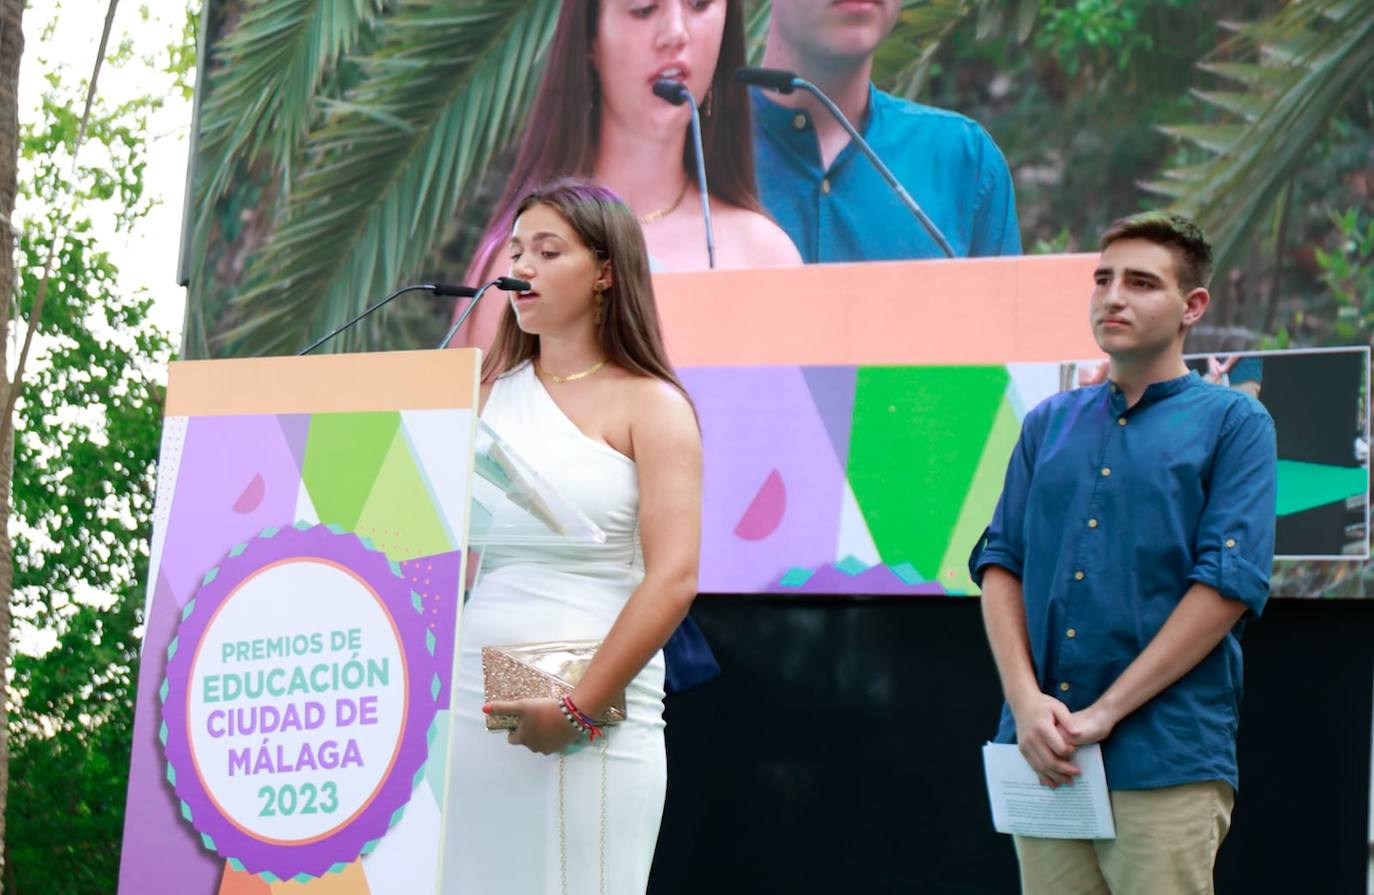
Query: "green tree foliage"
1033 0 1189 75
1316 209 1374 344
5 46 174 895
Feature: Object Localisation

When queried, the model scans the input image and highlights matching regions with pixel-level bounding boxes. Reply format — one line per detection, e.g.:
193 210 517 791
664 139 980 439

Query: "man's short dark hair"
1100 212 1213 293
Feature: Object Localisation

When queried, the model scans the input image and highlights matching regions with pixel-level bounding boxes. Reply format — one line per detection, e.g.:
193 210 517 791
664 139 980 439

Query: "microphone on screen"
652 78 716 269
735 66 954 258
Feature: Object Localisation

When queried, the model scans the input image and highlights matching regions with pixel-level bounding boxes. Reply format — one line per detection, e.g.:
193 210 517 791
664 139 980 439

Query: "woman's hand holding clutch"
484 698 581 755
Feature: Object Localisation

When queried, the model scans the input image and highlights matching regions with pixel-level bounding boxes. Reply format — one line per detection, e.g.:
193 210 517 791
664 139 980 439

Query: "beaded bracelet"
558 698 588 737
560 695 605 742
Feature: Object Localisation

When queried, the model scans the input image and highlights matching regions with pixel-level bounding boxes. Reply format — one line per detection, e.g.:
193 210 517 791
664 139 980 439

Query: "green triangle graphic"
301 412 402 531
938 394 1022 593
847 366 1009 577
354 425 454 560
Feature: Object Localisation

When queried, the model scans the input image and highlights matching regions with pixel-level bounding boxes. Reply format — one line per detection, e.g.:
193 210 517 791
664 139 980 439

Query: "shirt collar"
750 83 881 153
858 82 880 134
750 85 789 127
1105 370 1201 411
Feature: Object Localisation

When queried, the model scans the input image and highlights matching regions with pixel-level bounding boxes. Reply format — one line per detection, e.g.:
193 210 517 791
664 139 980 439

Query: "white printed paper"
982 742 1116 839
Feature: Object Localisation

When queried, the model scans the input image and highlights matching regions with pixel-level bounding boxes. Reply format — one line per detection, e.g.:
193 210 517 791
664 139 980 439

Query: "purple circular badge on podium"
160 523 441 880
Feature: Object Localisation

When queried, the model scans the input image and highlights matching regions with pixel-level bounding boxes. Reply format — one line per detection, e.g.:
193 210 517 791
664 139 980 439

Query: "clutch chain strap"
558 737 609 895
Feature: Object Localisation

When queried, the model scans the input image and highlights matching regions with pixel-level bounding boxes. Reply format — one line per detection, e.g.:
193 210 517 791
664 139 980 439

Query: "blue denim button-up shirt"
970 373 1277 790
751 85 1021 263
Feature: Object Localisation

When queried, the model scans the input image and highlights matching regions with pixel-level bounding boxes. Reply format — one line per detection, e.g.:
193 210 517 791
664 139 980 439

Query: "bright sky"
17 0 193 348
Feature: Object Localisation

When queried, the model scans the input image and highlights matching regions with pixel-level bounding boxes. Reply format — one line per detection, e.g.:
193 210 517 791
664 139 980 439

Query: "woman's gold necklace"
638 179 690 225
536 359 606 384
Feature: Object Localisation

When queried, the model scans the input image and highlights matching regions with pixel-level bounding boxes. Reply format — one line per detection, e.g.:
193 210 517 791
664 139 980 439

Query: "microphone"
436 277 532 350
735 66 955 258
298 283 478 355
734 66 798 94
652 78 716 269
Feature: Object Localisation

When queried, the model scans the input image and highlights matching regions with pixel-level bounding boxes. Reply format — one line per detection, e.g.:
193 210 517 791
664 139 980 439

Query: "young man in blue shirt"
753 0 1021 262
970 213 1276 894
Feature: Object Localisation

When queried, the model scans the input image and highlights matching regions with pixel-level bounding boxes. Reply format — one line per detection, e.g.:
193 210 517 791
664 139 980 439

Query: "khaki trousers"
1013 780 1235 895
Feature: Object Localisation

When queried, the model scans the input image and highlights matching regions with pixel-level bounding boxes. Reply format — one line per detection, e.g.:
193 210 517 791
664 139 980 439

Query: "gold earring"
593 282 606 325
703 88 713 118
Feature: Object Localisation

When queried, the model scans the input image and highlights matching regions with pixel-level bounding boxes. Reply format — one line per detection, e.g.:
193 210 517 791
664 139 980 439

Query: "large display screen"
186 1 1374 596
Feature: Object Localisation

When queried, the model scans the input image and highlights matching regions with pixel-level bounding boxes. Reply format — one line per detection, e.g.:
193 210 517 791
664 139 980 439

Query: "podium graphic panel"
119 350 480 894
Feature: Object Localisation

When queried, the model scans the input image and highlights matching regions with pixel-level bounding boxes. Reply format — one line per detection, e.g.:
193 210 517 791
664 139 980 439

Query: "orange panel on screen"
653 254 1102 367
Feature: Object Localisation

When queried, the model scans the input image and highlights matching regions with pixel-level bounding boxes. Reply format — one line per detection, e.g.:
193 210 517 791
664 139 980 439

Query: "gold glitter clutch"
481 640 627 731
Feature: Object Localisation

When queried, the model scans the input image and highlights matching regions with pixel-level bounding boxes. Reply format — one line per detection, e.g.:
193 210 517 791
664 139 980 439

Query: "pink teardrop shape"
734 469 785 541
231 472 266 514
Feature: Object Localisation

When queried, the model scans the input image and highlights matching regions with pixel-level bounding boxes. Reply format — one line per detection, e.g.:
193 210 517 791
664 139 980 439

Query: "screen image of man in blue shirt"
969 213 1276 895
752 0 1021 262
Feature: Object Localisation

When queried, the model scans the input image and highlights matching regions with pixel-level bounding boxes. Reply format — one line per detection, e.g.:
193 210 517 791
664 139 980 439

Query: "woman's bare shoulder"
613 372 696 432
710 202 802 268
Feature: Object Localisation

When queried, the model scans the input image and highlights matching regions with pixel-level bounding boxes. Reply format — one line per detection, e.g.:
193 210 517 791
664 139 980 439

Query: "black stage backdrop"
650 597 1374 894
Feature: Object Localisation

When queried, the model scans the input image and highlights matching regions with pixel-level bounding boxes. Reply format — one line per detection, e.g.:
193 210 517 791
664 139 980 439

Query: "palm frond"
744 0 770 60
1152 0 1374 272
220 0 559 356
1157 123 1247 155
195 0 384 226
1196 61 1273 87
1186 89 1268 122
972 0 1036 43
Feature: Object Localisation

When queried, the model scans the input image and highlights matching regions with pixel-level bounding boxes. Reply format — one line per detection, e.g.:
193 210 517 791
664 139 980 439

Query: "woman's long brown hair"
482 178 691 407
467 0 759 285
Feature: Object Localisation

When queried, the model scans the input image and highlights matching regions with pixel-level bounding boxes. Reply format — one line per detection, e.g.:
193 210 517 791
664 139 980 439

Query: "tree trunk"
0 1 26 891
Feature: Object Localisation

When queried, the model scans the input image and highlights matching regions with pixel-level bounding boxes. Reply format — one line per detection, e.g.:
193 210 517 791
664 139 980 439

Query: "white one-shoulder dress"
447 361 667 894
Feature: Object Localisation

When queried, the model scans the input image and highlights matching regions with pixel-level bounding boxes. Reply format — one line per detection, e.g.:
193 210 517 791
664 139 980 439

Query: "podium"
117 349 598 894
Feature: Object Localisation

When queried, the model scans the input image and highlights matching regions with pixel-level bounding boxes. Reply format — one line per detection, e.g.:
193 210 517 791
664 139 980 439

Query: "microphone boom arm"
791 76 955 259
652 78 716 269
683 91 716 269
436 277 531 350
299 283 474 356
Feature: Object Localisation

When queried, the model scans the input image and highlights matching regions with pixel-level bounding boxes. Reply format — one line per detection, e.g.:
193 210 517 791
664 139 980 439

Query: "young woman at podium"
448 179 702 894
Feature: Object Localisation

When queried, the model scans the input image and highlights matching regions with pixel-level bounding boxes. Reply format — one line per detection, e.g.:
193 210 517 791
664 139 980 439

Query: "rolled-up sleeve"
969 408 1041 586
1187 404 1277 616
